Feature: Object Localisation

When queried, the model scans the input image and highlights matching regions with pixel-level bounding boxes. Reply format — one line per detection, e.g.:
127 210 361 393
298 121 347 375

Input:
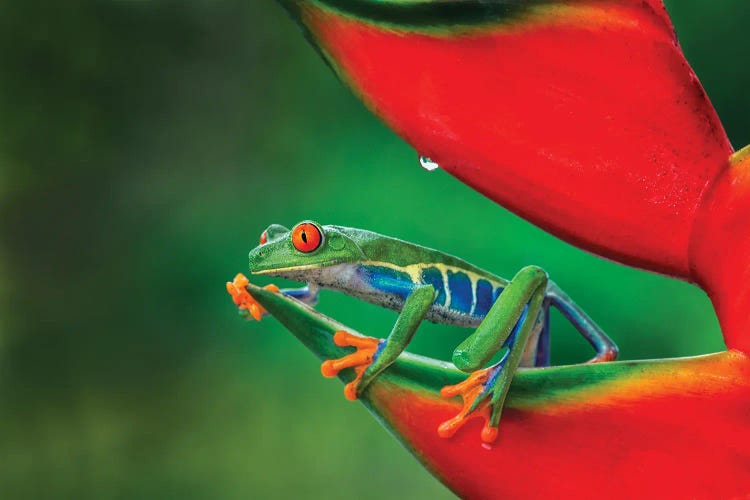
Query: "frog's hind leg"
438 306 530 444
439 266 548 444
546 281 618 363
534 303 551 367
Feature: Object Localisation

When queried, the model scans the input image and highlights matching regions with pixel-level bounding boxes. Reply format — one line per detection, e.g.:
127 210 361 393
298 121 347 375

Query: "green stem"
247 284 735 407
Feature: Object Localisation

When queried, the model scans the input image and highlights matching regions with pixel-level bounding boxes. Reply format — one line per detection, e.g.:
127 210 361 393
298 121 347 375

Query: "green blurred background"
1 2 748 498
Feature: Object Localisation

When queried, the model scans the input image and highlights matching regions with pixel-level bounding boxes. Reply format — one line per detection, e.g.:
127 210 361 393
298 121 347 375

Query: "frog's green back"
330 225 504 282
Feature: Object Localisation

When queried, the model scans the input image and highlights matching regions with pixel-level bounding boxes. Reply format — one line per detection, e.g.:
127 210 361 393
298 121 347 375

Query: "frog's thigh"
452 266 549 371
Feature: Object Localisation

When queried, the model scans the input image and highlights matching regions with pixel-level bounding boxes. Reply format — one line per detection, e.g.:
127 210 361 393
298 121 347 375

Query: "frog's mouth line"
250 259 350 276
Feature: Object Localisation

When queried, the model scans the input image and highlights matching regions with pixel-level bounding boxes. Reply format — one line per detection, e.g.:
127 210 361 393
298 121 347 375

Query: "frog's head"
248 221 367 280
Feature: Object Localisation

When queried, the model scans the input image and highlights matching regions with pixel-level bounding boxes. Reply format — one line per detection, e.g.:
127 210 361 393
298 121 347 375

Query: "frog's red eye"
291 223 322 253
259 230 268 245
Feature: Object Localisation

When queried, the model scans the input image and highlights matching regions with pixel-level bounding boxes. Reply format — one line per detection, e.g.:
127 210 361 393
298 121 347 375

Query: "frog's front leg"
321 285 436 400
439 266 548 444
227 274 318 320
277 284 319 307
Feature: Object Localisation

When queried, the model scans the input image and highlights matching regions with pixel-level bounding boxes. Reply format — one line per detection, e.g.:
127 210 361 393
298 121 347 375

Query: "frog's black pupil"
301 231 307 243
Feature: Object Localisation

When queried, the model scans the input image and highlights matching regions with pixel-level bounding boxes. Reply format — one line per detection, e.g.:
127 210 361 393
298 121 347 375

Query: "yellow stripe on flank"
439 267 451 309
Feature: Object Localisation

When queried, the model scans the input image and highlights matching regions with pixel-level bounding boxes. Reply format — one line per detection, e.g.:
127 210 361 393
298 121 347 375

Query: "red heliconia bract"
278 0 750 353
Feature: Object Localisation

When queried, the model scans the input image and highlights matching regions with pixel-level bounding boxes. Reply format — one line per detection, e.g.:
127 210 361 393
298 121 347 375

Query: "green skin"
248 221 617 428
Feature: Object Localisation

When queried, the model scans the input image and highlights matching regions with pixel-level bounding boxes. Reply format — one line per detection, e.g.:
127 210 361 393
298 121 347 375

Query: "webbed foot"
438 357 510 444
321 331 385 400
226 273 279 321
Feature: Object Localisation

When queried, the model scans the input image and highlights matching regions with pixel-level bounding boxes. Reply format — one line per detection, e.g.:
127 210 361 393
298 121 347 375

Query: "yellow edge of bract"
527 350 750 416
731 144 750 167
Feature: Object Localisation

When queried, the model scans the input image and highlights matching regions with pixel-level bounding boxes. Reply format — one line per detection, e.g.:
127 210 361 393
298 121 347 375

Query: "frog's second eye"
291 223 322 253
259 230 268 245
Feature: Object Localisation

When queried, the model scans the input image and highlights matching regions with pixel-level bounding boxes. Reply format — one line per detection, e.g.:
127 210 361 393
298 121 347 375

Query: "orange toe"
321 330 383 400
226 273 278 321
439 367 499 444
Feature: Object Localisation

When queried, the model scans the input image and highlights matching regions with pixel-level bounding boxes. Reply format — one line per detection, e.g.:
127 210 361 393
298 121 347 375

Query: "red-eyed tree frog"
228 221 618 443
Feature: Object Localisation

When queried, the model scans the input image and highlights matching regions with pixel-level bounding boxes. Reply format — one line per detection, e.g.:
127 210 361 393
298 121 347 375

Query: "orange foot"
438 366 500 444
225 273 279 321
321 331 384 401
587 350 619 364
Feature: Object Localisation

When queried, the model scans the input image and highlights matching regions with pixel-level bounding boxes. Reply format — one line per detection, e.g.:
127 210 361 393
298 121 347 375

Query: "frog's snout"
248 246 266 274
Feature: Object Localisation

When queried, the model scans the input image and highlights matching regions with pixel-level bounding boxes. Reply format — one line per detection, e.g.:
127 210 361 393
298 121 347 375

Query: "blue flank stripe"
447 271 473 314
474 279 495 317
360 264 506 319
360 265 415 300
420 267 446 306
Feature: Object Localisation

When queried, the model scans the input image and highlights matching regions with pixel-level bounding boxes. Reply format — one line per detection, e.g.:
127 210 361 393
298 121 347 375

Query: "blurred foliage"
0 1 748 498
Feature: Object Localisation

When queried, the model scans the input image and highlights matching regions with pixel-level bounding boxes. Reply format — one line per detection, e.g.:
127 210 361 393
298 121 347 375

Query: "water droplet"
419 156 440 172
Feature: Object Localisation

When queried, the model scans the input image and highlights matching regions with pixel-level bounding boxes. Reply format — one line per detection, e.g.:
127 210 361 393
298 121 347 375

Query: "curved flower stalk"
249 284 750 498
